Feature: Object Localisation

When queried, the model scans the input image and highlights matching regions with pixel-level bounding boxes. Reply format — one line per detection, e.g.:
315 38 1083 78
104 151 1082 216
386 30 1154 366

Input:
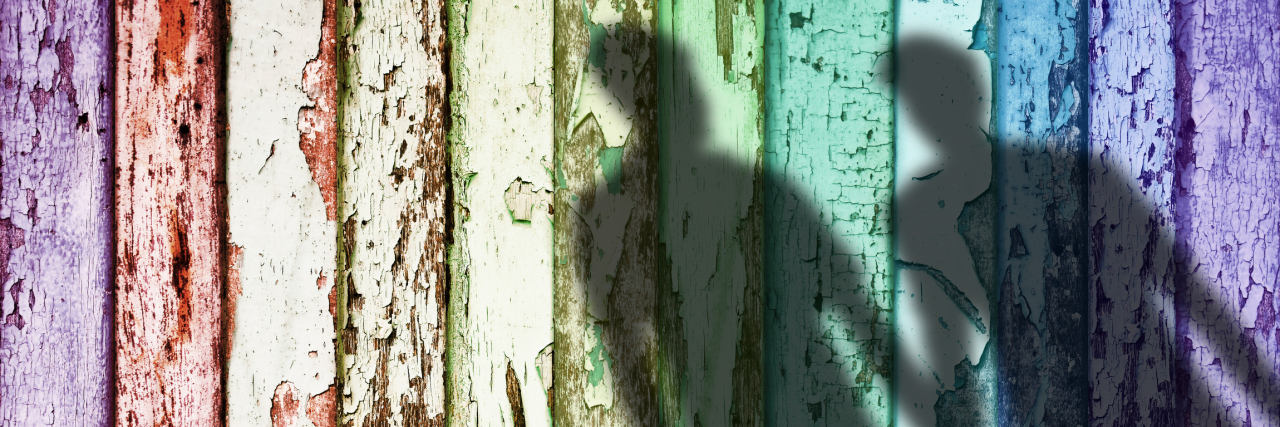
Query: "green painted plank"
763 0 895 425
657 0 764 425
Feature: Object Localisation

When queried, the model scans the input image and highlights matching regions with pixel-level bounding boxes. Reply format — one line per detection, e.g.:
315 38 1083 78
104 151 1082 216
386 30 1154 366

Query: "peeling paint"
504 178 554 222
0 0 114 423
226 0 339 425
1087 0 1177 424
658 0 765 425
764 0 896 424
114 0 227 423
445 0 557 425
554 0 662 424
996 0 1091 423
1173 0 1280 424
338 0 451 424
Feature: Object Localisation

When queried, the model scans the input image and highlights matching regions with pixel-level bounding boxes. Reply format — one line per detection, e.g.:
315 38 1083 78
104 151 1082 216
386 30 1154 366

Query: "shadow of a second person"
560 32 1271 427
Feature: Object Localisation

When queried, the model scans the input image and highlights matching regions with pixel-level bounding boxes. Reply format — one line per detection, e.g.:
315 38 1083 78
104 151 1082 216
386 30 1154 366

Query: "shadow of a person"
560 30 1275 427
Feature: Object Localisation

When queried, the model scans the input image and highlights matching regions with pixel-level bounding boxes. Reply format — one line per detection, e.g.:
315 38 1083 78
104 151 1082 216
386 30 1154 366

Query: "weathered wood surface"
0 0 114 424
445 0 555 425
226 0 338 425
1173 0 1280 424
762 0 894 425
1088 0 1178 424
995 0 1091 424
552 0 660 424
114 0 227 424
335 0 450 424
893 1 997 425
658 1 764 425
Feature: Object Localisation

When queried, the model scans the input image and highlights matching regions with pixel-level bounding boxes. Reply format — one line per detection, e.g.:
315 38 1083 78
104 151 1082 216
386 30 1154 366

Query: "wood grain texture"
762 0 894 424
335 0 450 424
658 0 764 425
115 0 227 424
0 0 114 424
226 0 338 425
995 0 1091 424
1087 0 1178 424
552 0 660 424
1173 0 1280 424
445 0 555 425
114 0 227 424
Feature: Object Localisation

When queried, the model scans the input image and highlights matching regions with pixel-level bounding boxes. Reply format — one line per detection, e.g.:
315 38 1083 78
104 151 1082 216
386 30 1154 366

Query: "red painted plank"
0 0 115 424
114 0 227 424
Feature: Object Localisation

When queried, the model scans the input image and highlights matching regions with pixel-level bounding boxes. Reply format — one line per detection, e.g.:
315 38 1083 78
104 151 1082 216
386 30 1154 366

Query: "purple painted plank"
1088 0 1178 425
0 0 114 424
1173 0 1280 424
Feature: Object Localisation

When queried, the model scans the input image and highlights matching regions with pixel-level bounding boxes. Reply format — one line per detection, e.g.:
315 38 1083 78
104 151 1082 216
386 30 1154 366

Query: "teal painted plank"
763 0 895 424
996 0 1091 423
893 0 999 424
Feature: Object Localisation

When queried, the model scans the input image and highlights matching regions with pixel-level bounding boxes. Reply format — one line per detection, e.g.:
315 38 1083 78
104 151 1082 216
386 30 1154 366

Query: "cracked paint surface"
1173 0 1280 424
1088 0 1177 424
893 1 999 425
336 0 450 424
553 0 661 424
0 0 113 424
763 0 894 425
659 0 765 425
996 0 1091 424
226 0 338 425
445 0 556 425
113 0 227 424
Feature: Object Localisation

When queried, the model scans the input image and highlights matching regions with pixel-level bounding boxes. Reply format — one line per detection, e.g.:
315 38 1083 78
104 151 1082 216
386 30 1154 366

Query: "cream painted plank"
336 0 450 424
226 0 338 425
445 0 556 425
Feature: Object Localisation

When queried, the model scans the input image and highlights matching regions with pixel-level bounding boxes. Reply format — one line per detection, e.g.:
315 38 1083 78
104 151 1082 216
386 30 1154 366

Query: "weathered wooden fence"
2 0 1278 425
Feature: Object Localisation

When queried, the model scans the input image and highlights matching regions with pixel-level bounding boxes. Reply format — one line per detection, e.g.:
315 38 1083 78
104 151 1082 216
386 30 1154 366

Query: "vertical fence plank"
1087 0 1177 424
657 0 764 425
445 0 556 425
335 0 450 424
226 0 339 425
552 0 660 424
0 0 114 424
762 0 895 424
996 0 1091 424
113 0 227 424
893 0 997 425
1173 1 1280 424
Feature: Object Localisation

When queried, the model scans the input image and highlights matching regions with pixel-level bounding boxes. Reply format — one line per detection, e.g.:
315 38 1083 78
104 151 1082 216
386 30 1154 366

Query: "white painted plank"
446 0 556 425
226 0 338 425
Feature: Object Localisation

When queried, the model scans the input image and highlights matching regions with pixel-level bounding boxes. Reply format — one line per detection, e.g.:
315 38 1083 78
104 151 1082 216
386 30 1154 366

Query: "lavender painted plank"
0 0 114 424
996 0 1090 424
114 0 227 424
1087 0 1178 425
1173 1 1280 424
